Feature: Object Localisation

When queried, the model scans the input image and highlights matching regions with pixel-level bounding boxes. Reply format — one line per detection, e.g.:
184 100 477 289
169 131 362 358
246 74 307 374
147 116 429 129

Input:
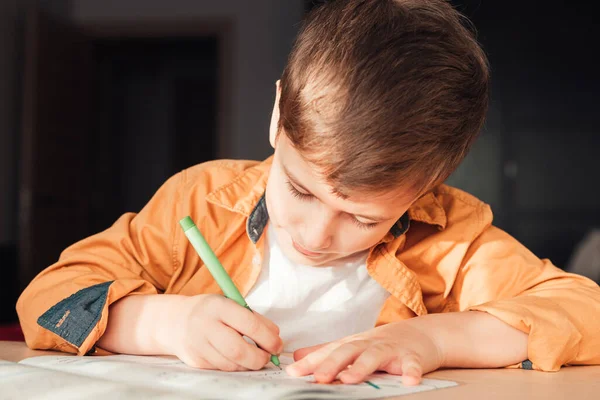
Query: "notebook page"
20 354 457 399
0 360 194 400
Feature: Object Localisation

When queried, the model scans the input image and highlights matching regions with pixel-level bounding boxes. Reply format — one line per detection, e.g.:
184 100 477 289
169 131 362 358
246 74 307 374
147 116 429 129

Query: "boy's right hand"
166 294 283 372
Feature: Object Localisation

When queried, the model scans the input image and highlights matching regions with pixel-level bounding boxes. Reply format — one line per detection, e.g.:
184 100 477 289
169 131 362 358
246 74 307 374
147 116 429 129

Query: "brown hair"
278 0 489 197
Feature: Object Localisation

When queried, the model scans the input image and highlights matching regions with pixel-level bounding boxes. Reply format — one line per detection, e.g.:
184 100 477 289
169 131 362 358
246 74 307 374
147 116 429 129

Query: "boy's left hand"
285 321 443 386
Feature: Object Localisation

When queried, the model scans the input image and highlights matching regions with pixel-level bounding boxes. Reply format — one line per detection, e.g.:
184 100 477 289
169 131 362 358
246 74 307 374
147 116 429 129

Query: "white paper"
0 360 193 400
19 355 457 399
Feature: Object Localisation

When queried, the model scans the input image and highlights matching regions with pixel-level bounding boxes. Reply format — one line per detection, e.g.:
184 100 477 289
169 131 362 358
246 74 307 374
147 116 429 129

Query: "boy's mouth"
292 240 322 258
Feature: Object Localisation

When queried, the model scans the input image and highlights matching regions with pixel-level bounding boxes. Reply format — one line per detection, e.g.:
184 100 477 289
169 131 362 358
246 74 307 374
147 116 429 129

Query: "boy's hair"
278 0 489 197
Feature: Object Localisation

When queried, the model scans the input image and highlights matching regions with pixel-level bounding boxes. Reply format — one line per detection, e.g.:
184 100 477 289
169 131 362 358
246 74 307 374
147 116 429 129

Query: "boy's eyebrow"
282 165 391 223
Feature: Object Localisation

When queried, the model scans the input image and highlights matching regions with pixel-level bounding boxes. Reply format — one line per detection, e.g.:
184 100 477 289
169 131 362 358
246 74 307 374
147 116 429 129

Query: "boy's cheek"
266 188 303 229
265 191 286 228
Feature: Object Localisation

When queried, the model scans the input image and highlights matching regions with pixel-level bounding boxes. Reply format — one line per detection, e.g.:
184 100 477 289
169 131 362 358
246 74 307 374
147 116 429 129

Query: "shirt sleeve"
16 171 185 356
450 204 600 371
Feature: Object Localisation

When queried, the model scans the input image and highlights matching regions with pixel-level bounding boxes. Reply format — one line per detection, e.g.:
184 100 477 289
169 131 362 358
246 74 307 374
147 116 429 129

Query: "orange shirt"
17 158 600 371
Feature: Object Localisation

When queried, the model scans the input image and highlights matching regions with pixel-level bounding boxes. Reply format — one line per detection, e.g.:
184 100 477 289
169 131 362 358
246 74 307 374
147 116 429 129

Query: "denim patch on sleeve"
37 281 114 348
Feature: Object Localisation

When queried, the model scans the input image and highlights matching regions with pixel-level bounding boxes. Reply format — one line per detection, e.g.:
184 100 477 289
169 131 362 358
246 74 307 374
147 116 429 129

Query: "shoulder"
433 184 493 228
151 158 267 216
181 159 262 192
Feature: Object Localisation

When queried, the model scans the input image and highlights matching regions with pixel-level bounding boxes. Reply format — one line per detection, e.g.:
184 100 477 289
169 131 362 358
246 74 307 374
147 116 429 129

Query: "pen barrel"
181 221 248 308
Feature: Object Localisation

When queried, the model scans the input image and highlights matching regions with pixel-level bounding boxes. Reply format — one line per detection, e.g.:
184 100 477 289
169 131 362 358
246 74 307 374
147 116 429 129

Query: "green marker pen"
179 216 281 369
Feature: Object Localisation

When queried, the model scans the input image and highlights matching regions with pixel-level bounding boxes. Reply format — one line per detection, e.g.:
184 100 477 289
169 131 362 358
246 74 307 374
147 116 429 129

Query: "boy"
17 0 600 386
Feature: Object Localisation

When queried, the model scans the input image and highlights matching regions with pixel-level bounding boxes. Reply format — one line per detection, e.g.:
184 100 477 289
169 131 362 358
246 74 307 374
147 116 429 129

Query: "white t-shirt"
245 224 390 352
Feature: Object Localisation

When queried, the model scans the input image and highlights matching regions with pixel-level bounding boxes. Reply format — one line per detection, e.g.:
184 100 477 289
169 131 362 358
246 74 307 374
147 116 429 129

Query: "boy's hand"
167 294 283 372
286 321 443 386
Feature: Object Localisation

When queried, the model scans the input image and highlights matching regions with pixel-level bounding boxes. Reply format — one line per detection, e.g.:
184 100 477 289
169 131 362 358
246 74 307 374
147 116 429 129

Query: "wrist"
403 313 451 369
151 294 190 355
100 293 189 356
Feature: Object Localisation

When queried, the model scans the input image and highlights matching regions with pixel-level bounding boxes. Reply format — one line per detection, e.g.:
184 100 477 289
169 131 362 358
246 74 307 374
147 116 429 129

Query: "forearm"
97 294 186 356
407 311 528 369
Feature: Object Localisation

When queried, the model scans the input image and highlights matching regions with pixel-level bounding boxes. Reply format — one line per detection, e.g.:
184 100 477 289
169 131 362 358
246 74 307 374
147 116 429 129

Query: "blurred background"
0 0 598 331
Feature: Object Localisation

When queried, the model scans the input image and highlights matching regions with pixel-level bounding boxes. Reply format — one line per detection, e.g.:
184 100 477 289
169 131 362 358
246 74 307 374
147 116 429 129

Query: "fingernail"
286 365 298 376
403 375 420 386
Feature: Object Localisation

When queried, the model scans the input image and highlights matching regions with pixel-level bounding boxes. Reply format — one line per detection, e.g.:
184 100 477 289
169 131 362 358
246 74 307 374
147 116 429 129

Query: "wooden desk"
1 341 599 399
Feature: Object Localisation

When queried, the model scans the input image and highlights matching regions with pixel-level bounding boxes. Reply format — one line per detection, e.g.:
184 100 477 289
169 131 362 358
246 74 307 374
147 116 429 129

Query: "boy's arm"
287 308 528 385
288 202 599 383
450 205 600 371
16 171 186 356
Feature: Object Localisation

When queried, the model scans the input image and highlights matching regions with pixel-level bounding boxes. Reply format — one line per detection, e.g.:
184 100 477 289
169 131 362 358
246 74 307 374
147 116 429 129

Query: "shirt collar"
205 157 272 217
407 192 448 230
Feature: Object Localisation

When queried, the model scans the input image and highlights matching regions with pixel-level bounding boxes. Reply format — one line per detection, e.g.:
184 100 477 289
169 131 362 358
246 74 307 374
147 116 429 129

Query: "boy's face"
265 83 417 267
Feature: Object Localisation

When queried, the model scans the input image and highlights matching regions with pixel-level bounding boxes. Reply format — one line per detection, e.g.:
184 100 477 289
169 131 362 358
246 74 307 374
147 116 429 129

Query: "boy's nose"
301 212 334 251
301 232 332 252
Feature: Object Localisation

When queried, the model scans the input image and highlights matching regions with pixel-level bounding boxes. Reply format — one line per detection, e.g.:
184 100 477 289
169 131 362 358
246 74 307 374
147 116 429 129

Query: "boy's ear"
269 80 282 149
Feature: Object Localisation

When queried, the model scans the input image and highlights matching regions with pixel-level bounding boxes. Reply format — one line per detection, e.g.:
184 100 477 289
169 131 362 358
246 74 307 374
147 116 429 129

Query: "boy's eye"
286 179 378 229
286 180 313 201
351 218 378 230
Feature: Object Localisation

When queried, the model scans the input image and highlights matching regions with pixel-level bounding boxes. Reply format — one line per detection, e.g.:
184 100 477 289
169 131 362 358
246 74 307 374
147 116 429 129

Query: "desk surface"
1 341 599 400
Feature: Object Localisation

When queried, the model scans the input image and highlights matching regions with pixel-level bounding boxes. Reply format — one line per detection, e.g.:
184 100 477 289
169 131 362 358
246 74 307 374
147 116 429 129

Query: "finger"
400 353 423 386
286 341 348 377
219 300 283 355
255 312 280 336
177 339 225 371
196 338 244 372
312 341 371 383
338 343 396 384
293 332 366 362
208 324 270 371
293 343 328 361
178 353 216 370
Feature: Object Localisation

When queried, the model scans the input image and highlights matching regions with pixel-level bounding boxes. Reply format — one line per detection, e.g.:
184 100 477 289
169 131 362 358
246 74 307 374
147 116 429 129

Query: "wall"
71 0 305 161
445 103 503 214
0 0 19 244
0 0 73 245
